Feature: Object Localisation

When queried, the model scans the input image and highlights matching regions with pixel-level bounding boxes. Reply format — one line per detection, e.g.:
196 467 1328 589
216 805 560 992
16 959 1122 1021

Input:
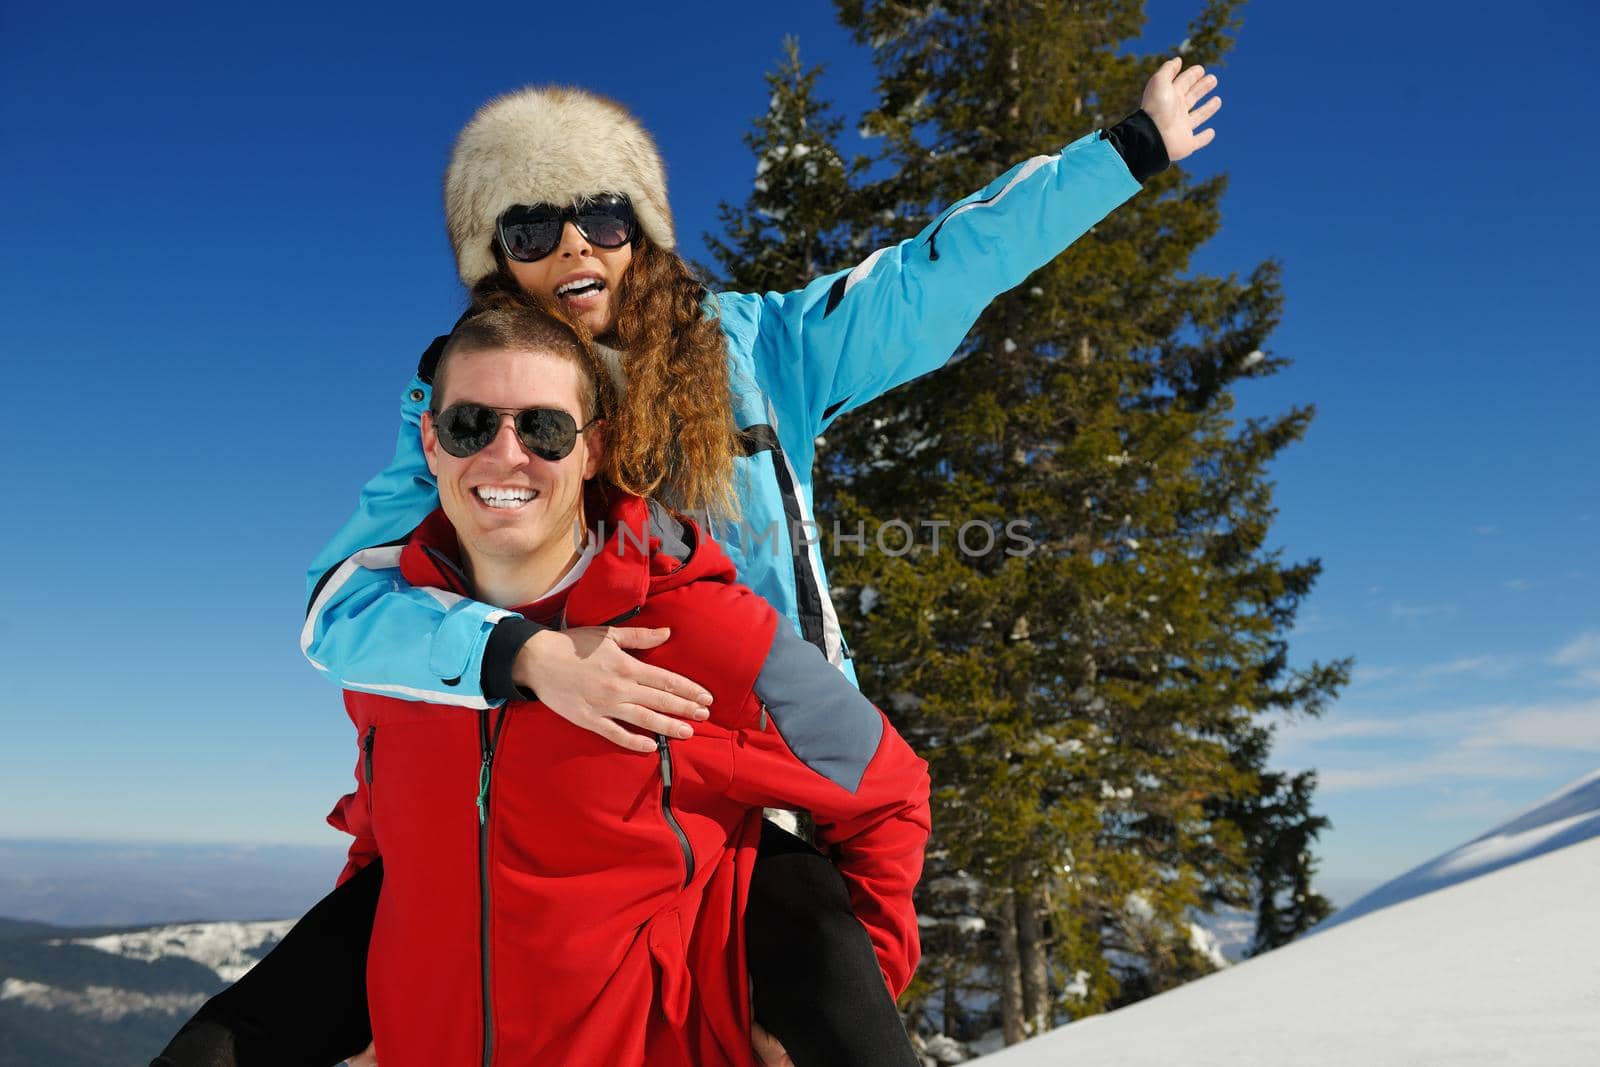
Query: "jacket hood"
400 488 734 627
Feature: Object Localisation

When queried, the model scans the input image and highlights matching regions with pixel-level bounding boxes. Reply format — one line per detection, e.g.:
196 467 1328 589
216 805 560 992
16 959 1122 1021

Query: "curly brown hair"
476 237 740 518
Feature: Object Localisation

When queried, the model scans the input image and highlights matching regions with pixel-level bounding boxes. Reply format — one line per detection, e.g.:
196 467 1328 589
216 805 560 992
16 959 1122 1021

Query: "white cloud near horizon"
1273 695 1600 793
1389 603 1459 620
1552 630 1600 689
1417 655 1519 679
1420 786 1520 825
1350 664 1402 685
1552 631 1600 667
1280 630 1600 792
1347 654 1520 694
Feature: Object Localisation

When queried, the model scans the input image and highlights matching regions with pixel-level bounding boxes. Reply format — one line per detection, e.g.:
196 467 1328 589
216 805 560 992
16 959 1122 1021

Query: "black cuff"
416 335 450 385
420 304 484 383
1100 109 1169 184
481 616 550 703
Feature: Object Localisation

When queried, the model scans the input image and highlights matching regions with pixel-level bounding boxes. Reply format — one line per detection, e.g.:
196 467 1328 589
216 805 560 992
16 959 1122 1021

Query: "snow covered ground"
968 770 1600 1066
0 920 291 1025
0 977 207 1023
0 918 299 1066
65 919 294 983
1318 767 1600 930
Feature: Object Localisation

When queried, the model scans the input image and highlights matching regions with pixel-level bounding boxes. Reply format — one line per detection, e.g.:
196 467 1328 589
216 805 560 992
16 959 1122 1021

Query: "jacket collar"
399 486 732 627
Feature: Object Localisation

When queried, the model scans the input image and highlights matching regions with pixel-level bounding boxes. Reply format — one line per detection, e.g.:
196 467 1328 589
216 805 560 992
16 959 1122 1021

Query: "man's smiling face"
421 346 602 568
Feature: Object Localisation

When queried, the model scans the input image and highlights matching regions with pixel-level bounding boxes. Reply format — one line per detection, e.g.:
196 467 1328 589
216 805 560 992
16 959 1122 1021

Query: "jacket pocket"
655 735 695 888
646 907 691 1030
362 724 377 806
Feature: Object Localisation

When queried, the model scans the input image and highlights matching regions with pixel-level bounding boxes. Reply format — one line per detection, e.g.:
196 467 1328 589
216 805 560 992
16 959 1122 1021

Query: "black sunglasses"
496 195 638 263
432 403 600 461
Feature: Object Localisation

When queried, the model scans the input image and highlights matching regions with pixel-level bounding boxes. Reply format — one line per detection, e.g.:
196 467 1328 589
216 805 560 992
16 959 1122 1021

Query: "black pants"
154 821 918 1067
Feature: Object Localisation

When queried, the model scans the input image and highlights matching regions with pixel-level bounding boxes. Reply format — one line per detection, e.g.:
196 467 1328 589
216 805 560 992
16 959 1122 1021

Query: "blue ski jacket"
302 112 1167 709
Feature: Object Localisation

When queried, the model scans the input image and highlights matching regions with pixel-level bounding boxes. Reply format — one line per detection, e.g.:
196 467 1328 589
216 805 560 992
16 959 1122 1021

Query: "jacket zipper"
924 181 1015 261
592 600 690 889
656 735 695 888
757 424 829 656
477 706 508 1067
362 725 376 785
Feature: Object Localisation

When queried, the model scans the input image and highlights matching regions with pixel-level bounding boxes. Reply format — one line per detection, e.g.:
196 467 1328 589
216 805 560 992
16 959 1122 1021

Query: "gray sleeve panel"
753 621 884 793
646 498 695 564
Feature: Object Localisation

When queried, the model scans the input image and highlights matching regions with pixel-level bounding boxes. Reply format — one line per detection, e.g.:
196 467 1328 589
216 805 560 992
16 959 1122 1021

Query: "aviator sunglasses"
432 403 601 461
496 194 638 263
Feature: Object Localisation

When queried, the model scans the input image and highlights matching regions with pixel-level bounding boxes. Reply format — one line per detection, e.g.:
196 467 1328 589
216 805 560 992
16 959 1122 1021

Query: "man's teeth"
474 487 538 509
555 279 604 297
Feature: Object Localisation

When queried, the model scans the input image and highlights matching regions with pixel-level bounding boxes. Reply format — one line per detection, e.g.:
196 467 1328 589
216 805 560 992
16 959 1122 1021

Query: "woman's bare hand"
1141 56 1222 162
513 626 712 753
751 1020 795 1067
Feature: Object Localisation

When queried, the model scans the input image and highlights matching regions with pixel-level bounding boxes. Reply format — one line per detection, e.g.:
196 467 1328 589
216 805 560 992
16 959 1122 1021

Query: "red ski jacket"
326 491 931 1067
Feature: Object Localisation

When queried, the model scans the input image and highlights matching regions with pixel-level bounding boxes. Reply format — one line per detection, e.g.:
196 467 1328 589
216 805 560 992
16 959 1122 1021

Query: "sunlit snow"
0 977 205 1022
966 769 1600 1066
66 919 294 982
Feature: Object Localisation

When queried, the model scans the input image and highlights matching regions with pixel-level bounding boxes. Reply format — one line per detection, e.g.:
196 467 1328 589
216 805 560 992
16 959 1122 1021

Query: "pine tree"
1232 764 1335 955
707 4 1348 1055
704 36 866 295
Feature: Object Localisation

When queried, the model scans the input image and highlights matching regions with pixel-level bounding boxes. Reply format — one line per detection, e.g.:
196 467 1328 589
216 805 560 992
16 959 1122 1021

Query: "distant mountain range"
0 916 290 1067
0 841 346 927
0 894 1253 1066
0 830 1399 1065
0 841 344 1066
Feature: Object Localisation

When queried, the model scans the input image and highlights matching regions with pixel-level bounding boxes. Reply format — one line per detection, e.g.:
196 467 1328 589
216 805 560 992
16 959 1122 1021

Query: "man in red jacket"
325 293 932 1067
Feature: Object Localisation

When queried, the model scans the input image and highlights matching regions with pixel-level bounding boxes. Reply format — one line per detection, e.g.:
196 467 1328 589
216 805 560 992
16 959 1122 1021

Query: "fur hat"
445 86 675 287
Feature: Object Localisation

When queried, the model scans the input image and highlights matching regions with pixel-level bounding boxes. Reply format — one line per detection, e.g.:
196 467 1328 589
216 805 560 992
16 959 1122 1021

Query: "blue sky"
2 0 1596 904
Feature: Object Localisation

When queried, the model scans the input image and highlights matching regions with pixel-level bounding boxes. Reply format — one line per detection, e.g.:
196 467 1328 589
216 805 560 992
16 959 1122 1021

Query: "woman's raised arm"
728 59 1218 442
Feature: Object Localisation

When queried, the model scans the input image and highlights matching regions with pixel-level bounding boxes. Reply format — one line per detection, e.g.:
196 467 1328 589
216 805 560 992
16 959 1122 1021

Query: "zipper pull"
757 701 769 732
656 735 673 786
477 757 491 825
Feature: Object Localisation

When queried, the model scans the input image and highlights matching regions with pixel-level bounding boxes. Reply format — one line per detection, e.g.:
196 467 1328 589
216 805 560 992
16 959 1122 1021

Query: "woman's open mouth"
555 277 606 309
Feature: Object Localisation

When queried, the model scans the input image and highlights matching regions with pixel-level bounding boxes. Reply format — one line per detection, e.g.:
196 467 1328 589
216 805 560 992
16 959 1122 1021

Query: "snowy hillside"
1320 767 1600 930
0 918 290 1067
9 773 1598 1065
65 919 293 983
966 770 1600 1066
